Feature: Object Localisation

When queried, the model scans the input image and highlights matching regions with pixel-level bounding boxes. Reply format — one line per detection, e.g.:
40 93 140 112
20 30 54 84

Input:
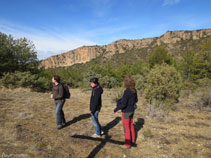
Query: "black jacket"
114 88 138 113
90 85 103 114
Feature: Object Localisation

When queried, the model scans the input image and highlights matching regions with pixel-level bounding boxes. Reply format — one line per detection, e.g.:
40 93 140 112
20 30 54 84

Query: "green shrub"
0 71 37 88
143 64 182 110
100 76 118 88
133 74 146 92
32 76 52 92
0 71 52 92
148 45 174 68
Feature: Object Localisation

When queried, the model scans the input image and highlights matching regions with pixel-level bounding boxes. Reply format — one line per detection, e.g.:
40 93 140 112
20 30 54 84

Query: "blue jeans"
55 101 66 125
91 111 102 135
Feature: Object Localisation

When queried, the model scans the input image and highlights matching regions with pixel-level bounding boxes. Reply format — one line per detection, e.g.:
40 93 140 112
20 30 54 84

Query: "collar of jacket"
92 85 99 90
53 83 60 87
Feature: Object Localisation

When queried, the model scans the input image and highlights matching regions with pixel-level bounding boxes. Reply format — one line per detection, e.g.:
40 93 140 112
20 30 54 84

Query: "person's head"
124 76 136 93
52 75 61 84
90 77 99 88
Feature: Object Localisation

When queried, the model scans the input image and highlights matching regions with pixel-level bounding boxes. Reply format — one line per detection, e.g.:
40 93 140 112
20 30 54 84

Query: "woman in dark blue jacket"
113 76 138 148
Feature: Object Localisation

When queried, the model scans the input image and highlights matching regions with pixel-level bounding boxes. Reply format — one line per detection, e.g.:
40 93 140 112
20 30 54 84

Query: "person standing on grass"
51 75 66 130
113 76 138 149
89 77 104 138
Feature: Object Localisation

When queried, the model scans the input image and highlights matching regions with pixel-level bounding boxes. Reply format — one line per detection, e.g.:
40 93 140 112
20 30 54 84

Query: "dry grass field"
0 88 211 158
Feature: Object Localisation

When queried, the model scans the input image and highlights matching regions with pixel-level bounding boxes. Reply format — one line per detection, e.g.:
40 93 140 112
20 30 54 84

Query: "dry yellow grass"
0 88 211 158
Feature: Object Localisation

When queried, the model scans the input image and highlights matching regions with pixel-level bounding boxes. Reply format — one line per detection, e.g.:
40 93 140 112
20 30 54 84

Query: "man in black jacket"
51 75 66 130
90 77 104 138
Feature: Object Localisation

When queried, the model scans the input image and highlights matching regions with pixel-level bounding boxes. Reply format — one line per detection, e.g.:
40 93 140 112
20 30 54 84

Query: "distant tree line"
0 32 211 112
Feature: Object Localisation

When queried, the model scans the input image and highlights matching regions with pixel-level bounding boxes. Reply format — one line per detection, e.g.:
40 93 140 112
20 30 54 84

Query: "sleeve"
114 90 129 112
53 84 64 99
90 89 101 113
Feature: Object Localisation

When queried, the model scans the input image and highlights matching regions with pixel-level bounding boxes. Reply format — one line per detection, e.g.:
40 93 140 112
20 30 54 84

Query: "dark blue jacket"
90 85 103 114
114 88 138 113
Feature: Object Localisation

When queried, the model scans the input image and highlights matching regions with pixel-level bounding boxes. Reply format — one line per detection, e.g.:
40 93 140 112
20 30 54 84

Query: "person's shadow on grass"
134 118 145 143
72 117 123 158
64 113 91 128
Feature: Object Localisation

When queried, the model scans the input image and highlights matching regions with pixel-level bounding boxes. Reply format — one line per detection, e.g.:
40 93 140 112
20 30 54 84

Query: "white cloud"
163 0 180 6
0 20 96 60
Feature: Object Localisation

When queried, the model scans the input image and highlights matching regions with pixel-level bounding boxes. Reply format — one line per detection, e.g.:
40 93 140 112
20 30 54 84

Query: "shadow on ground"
64 113 91 128
72 117 122 158
134 118 145 142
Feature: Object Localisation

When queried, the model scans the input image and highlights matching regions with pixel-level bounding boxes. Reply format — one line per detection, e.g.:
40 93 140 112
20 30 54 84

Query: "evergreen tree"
148 45 173 68
194 38 211 79
0 32 38 76
181 50 196 81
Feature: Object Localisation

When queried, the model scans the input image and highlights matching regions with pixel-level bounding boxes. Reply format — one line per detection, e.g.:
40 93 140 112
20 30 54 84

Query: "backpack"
62 83 71 99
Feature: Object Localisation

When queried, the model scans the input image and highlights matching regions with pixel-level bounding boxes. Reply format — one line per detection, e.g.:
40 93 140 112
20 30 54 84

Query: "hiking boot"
131 142 137 147
92 134 101 138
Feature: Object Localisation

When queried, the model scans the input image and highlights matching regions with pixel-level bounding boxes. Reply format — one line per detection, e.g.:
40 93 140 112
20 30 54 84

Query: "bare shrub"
187 88 211 110
194 89 211 110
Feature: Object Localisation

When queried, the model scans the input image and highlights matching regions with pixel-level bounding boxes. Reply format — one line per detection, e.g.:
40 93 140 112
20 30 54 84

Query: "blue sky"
0 0 211 60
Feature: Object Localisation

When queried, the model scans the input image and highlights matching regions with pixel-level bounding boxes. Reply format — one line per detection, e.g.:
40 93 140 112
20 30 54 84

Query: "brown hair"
124 76 136 93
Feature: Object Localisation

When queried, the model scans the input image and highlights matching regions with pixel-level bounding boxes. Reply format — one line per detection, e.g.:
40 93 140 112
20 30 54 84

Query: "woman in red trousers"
113 76 138 149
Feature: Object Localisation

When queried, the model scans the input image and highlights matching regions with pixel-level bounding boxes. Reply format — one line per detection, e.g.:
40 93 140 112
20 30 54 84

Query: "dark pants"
122 112 135 147
55 101 66 125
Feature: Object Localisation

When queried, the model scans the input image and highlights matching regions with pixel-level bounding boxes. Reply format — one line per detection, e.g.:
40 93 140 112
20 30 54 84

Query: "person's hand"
50 94 53 99
112 111 115 114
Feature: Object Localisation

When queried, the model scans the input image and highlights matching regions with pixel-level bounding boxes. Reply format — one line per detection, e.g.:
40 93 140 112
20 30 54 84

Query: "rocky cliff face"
39 29 211 69
40 46 104 69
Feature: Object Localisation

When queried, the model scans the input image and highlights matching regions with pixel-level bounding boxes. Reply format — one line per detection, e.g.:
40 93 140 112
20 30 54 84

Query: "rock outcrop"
39 29 211 69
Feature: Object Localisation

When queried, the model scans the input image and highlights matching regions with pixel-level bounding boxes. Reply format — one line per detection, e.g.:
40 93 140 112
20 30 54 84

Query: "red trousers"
122 112 135 147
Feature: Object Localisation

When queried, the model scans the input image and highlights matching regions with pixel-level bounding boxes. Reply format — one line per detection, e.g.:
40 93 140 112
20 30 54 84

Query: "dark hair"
90 77 99 85
53 75 61 83
124 76 136 93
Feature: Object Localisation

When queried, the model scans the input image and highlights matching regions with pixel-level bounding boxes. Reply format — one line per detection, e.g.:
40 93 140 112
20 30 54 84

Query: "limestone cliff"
40 46 104 69
39 29 211 69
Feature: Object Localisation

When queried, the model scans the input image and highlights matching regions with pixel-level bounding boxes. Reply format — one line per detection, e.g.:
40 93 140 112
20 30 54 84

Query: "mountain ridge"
39 28 211 69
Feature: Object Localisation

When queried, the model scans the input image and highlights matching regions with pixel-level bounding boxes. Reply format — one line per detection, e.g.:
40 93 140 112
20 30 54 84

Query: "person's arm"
51 86 54 98
135 92 138 103
90 88 101 113
114 90 129 113
53 84 64 99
